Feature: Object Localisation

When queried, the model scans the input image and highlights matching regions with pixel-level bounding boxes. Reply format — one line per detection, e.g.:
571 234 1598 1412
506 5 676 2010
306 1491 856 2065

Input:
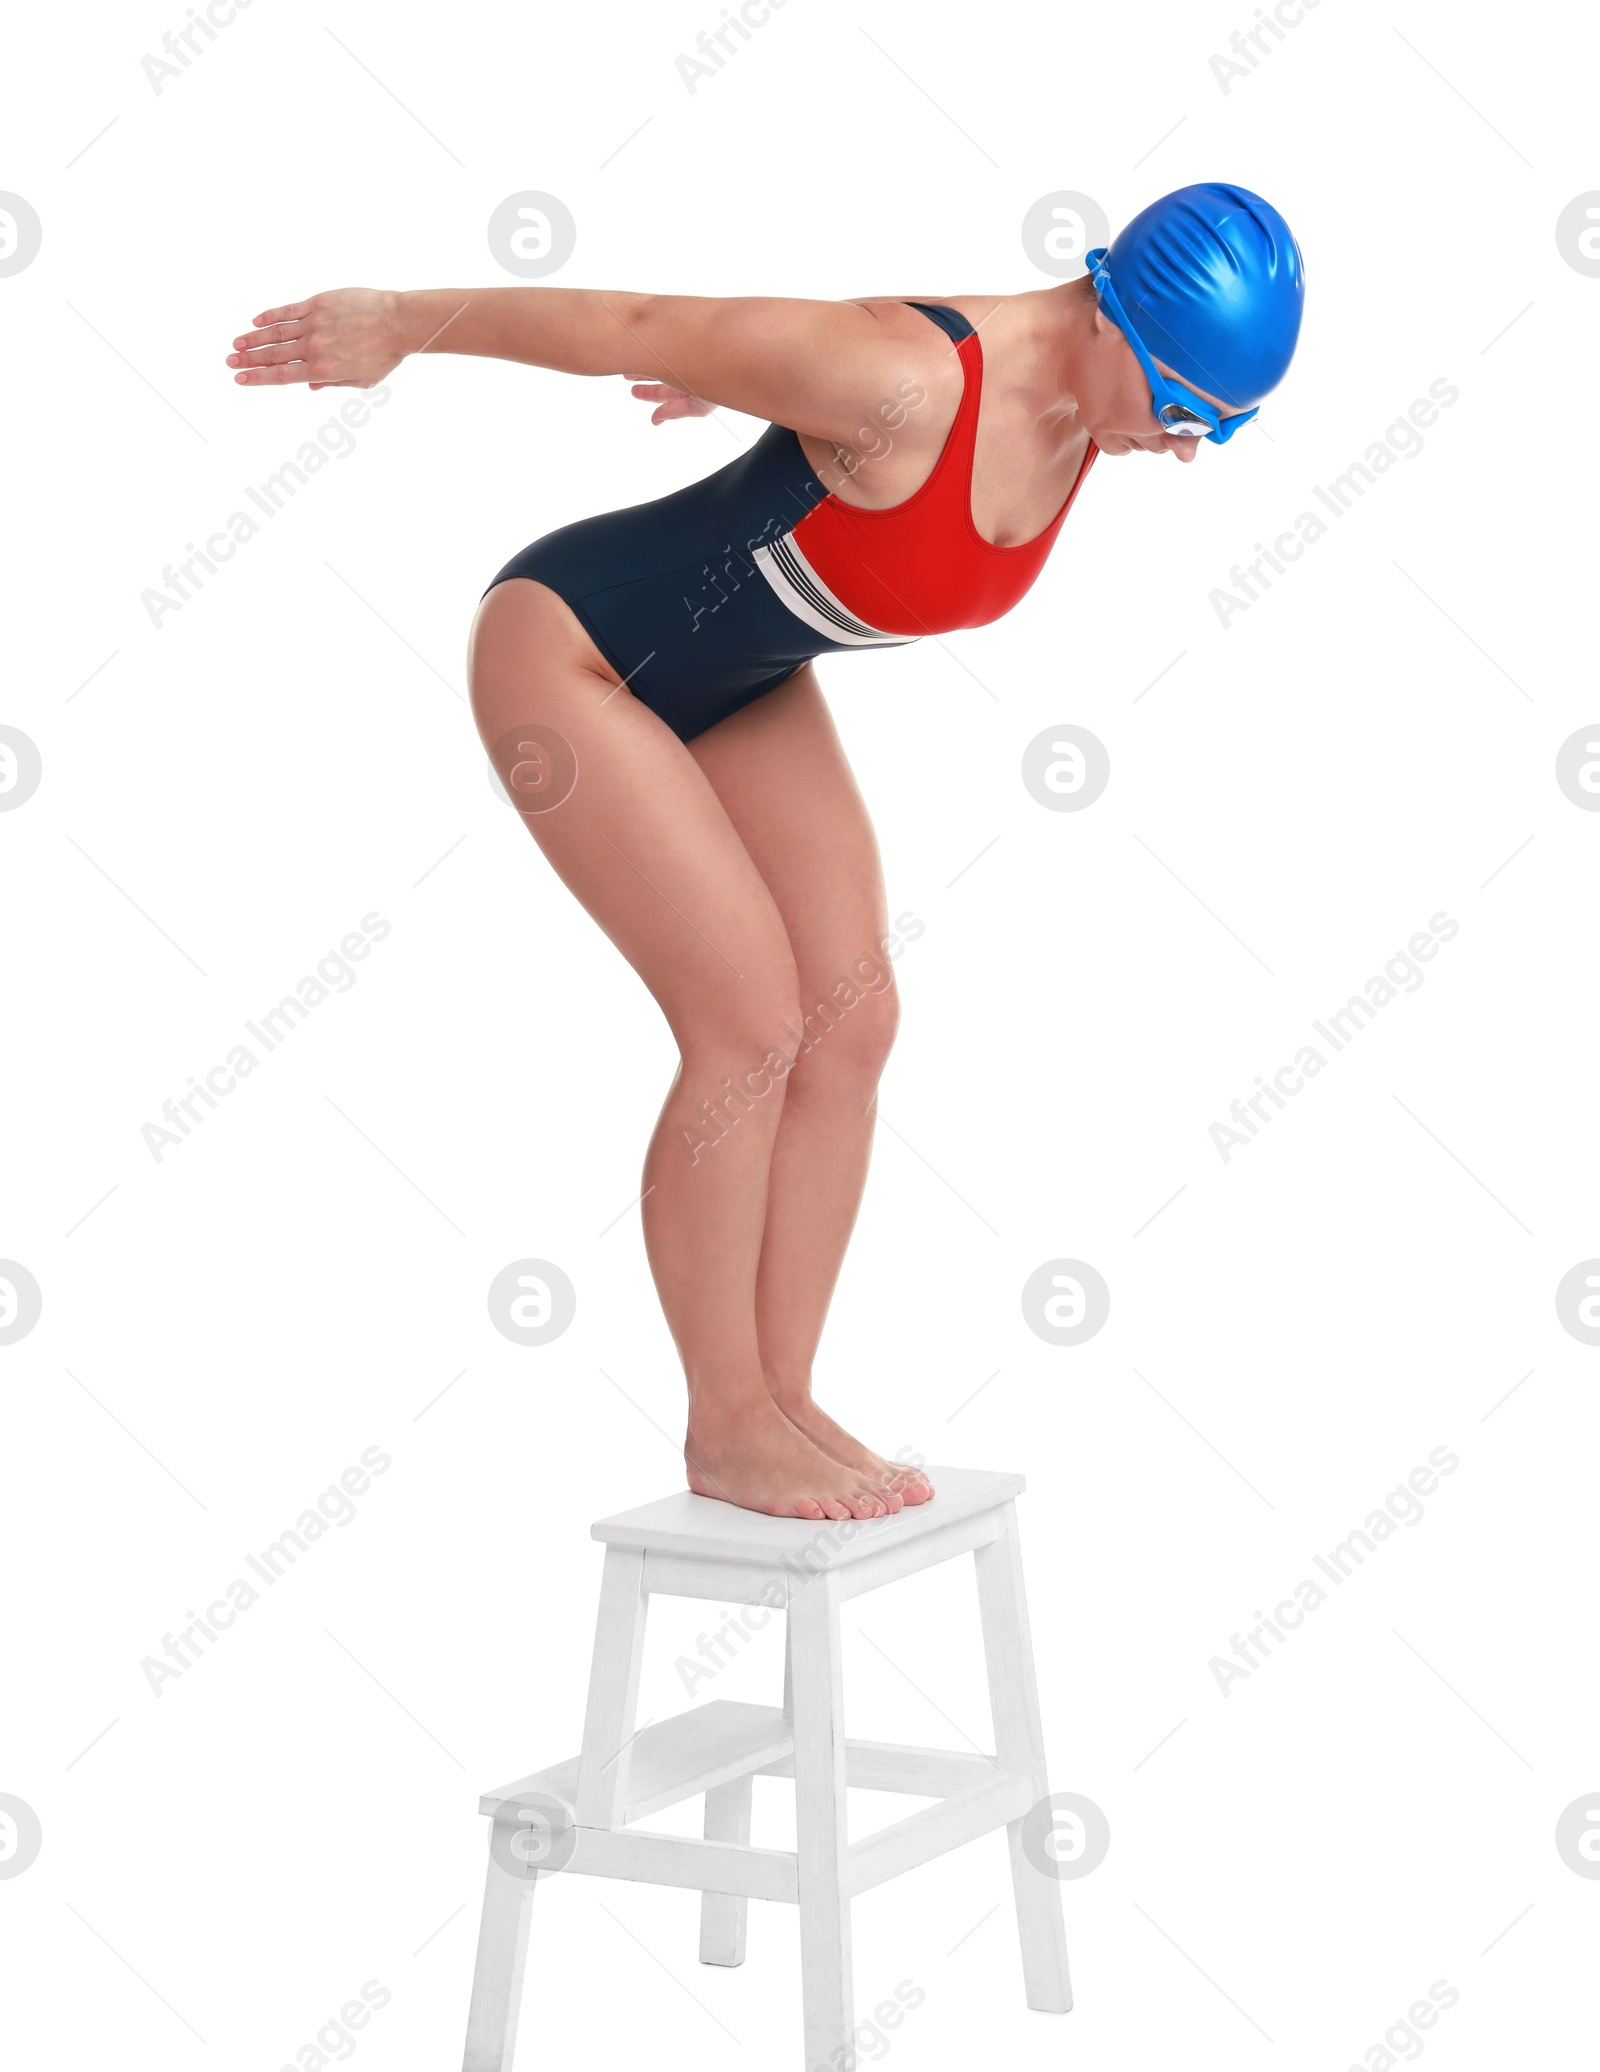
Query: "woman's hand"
627 377 716 424
227 288 405 390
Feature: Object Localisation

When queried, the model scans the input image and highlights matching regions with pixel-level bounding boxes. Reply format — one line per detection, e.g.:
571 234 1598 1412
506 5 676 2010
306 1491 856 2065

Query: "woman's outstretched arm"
226 286 933 446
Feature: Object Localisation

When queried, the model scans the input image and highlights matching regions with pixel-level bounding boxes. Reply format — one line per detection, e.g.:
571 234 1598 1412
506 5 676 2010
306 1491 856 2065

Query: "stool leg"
576 1546 650 1828
462 1819 540 2072
789 1573 853 2067
973 1500 1073 2014
698 1774 753 1966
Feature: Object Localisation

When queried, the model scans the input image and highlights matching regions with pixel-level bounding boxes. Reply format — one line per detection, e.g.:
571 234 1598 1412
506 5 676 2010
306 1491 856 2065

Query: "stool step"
591 1464 1023 1564
484 1702 1009 1829
482 1699 792 1826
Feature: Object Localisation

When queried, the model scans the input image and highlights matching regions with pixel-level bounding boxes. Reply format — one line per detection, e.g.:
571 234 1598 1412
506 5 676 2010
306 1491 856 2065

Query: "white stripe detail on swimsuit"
751 533 918 650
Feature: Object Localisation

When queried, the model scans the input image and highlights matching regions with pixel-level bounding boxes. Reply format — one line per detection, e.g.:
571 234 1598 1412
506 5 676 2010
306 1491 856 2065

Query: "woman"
227 182 1304 1526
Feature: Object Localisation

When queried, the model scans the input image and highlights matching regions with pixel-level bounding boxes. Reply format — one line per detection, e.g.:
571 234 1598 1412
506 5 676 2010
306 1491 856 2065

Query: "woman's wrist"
387 289 434 361
388 288 478 360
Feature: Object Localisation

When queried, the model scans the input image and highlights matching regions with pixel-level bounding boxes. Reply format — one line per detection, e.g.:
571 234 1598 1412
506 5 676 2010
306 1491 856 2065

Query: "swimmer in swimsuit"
227 183 1304 1523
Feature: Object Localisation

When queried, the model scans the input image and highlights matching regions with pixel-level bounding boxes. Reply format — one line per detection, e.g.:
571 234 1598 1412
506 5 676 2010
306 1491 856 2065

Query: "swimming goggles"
1084 247 1258 445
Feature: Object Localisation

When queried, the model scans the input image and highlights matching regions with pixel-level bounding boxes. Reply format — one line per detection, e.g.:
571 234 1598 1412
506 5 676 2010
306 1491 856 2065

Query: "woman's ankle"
687 1384 783 1443
761 1367 814 1415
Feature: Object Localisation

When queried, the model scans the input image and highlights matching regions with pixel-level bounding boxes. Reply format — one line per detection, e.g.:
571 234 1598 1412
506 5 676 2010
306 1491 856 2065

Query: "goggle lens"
1157 398 1213 432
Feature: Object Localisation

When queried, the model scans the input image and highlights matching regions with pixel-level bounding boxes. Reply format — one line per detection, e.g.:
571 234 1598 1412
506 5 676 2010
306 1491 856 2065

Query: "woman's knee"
672 980 805 1145
675 964 806 1084
788 978 900 1093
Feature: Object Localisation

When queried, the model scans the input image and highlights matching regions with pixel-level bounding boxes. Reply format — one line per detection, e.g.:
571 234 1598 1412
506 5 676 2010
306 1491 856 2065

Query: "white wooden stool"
462 1466 1070 2069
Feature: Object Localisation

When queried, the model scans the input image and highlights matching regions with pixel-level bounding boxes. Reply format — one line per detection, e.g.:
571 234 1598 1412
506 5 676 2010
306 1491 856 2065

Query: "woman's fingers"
227 347 317 385
227 339 309 368
227 318 313 382
232 320 304 351
231 359 312 386
252 301 313 326
627 379 716 423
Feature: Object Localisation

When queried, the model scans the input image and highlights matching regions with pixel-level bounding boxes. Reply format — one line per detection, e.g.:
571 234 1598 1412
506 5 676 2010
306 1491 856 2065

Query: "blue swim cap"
1090 183 1304 411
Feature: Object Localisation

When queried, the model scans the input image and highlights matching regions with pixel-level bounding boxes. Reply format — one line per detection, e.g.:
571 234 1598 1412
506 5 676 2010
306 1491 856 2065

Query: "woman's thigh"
468 579 802 1050
688 665 899 1043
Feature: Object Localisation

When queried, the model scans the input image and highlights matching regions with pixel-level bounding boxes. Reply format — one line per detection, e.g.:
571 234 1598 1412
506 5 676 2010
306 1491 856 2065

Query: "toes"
794 1498 826 1521
821 1499 853 1522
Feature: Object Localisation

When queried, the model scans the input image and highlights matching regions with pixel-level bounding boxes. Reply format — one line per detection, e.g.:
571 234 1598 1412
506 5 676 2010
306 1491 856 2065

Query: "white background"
2 1 1597 2066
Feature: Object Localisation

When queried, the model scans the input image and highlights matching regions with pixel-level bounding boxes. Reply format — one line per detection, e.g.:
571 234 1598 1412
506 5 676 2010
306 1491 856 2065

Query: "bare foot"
686 1395 898 1522
770 1391 935 1507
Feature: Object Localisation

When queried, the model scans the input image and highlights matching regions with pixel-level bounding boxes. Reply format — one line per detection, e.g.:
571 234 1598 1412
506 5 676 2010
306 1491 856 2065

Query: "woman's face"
1083 307 1245 464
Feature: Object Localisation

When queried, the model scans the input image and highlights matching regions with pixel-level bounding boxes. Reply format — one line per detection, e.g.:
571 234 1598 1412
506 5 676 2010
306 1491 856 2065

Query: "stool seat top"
591 1464 1023 1564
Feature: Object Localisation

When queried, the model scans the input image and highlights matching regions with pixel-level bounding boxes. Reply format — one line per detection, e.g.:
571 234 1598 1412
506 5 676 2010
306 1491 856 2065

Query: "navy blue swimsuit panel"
484 303 975 742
